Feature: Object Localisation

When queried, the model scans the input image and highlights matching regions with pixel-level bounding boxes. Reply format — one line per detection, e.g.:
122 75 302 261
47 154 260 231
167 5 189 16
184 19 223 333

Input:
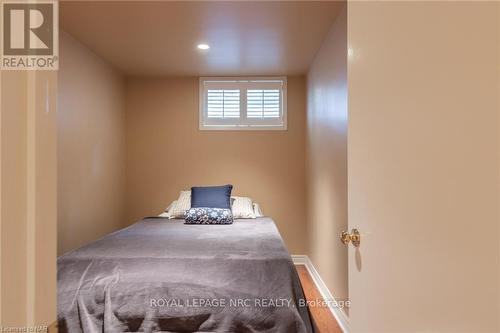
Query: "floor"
296 264 343 333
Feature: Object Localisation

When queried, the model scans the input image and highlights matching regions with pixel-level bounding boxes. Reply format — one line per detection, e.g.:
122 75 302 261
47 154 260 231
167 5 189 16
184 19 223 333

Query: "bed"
57 217 314 332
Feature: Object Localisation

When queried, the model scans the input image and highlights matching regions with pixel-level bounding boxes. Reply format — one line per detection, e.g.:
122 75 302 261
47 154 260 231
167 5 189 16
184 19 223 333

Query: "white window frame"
199 76 287 131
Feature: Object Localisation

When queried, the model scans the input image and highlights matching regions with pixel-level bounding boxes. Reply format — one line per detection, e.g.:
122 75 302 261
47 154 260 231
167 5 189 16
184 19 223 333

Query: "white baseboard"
292 255 350 333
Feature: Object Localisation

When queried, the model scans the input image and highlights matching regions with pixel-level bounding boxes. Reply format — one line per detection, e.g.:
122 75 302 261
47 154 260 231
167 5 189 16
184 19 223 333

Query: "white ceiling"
60 1 344 76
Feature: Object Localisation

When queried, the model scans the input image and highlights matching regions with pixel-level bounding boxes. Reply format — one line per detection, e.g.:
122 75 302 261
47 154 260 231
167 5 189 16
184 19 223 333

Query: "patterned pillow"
184 207 233 224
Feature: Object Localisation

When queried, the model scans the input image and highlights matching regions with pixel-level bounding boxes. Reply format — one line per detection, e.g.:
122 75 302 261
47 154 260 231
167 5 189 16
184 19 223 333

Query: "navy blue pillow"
191 185 233 209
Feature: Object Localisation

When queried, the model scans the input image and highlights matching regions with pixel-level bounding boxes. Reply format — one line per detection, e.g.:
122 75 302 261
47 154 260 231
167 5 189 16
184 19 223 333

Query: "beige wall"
125 76 307 254
1 70 57 326
1 71 28 325
498 4 500 326
57 31 127 255
30 71 58 327
306 5 348 303
348 1 499 331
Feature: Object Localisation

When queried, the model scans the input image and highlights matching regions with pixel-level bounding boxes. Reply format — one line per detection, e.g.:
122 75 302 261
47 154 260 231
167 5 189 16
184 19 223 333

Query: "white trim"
292 255 350 333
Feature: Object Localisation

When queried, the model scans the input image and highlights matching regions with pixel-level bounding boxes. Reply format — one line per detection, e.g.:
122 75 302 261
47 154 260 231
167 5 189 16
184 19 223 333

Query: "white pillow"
253 202 264 217
232 196 256 219
168 191 191 218
158 211 171 218
158 200 177 217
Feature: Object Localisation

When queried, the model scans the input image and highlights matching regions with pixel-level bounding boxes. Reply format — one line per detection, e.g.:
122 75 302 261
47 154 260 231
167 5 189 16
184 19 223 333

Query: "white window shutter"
247 89 281 118
207 89 240 119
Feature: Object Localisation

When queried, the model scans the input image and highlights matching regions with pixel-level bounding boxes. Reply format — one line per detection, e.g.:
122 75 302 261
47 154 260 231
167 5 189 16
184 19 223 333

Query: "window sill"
199 124 287 131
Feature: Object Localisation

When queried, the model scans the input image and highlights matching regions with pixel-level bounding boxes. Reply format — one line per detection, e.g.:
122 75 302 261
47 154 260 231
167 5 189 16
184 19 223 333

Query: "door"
347 1 499 332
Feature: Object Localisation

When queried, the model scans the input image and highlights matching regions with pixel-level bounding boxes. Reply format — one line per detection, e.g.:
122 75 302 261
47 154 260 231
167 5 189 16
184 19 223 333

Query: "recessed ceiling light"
197 43 210 50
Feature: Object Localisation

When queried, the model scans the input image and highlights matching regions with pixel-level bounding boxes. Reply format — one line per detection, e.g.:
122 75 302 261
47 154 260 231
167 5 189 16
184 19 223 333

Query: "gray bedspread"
57 217 313 333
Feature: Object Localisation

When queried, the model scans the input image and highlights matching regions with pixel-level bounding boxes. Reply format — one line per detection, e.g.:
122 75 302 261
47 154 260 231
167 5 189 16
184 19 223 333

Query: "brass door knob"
340 229 361 247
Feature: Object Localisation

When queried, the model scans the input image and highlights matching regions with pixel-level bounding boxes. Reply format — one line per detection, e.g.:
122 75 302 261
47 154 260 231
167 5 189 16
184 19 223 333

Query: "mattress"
57 217 313 333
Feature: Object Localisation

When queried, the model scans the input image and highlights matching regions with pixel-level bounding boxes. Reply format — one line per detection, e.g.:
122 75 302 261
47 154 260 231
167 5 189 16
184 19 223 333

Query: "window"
199 77 287 130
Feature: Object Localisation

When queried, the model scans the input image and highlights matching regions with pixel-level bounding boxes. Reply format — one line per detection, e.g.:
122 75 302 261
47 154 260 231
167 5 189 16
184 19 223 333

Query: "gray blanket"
58 217 313 333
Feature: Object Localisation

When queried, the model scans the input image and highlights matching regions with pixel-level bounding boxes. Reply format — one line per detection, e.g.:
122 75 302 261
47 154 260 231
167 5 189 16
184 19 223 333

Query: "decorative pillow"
184 207 233 224
232 196 256 218
253 202 264 217
168 191 191 218
158 200 177 217
191 185 233 209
